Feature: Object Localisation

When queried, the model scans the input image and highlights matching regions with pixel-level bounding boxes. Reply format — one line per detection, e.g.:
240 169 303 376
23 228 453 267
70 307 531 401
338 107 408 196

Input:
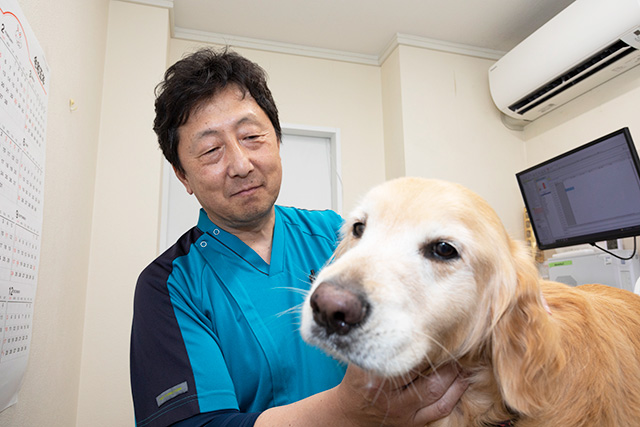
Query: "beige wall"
390 45 528 237
521 59 640 254
523 64 640 164
381 48 407 180
2 1 640 426
76 2 170 426
0 0 109 426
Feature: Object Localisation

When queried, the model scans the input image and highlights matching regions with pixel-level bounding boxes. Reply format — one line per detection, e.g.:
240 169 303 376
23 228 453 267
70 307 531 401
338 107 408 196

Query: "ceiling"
132 0 577 63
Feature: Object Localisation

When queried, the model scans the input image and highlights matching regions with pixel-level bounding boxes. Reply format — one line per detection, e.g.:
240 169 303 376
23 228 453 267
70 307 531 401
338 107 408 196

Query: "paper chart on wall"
0 0 48 412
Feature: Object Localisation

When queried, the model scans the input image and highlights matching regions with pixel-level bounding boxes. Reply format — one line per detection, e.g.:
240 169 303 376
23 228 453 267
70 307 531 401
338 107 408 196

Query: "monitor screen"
516 127 640 250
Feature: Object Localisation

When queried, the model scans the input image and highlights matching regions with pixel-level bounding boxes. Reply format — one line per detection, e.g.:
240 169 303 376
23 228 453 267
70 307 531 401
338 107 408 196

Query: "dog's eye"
424 241 459 260
352 222 366 238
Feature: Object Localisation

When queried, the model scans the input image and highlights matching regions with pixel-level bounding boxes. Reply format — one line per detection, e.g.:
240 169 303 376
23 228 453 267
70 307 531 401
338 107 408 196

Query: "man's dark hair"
153 47 282 173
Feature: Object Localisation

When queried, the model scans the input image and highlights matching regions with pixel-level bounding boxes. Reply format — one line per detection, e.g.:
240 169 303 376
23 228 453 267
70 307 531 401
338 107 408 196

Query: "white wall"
0 1 109 426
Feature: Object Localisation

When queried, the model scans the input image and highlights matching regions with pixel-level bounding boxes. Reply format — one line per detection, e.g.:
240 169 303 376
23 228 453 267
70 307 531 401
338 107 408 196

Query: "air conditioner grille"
508 39 637 115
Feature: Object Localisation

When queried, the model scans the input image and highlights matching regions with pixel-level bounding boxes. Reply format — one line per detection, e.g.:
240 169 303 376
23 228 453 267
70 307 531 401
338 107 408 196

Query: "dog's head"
300 177 538 377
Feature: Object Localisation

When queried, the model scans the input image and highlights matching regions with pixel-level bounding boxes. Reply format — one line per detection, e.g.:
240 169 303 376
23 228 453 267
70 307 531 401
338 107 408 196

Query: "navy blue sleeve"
131 228 206 427
171 410 262 427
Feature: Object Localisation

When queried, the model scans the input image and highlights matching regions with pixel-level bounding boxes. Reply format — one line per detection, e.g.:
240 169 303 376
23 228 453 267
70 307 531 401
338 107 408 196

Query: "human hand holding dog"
336 362 468 426
255 362 467 426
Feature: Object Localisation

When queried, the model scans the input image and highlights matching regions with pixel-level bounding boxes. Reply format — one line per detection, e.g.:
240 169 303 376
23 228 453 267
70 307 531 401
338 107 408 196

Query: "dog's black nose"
310 281 368 335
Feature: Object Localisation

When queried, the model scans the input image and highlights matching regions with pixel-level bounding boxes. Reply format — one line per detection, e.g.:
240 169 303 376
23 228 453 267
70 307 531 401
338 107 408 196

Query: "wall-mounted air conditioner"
489 0 640 126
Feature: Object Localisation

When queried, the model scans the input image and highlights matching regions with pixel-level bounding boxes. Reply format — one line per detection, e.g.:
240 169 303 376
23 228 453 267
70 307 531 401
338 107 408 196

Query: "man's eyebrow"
194 128 219 140
235 114 263 128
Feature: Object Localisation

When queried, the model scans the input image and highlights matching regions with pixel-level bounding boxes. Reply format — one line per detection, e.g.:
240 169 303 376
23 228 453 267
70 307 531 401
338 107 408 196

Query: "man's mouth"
231 184 261 197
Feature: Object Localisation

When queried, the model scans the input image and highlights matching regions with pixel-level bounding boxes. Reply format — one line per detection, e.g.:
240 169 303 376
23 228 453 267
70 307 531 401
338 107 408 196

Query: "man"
130 47 468 427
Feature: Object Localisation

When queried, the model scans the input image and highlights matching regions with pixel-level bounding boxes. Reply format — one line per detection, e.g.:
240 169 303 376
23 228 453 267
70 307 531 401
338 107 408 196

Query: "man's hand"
336 362 468 427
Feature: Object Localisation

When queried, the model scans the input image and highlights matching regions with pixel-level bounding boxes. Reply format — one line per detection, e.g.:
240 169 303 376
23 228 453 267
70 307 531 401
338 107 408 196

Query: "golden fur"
300 177 640 426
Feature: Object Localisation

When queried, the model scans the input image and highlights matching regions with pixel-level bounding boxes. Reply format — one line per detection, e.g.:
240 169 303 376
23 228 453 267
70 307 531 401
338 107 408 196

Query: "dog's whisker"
414 330 458 366
271 286 310 297
367 379 388 407
276 301 305 319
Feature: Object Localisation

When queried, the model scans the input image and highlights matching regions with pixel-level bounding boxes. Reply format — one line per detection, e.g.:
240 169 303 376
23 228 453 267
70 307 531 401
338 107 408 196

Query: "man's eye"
201 150 218 159
244 134 264 142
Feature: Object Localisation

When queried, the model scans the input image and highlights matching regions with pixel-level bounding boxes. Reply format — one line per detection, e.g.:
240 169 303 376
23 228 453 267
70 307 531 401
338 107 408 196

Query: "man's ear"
173 165 194 195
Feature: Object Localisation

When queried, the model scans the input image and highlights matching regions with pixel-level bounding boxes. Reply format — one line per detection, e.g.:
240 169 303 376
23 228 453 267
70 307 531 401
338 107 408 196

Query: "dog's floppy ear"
490 239 565 416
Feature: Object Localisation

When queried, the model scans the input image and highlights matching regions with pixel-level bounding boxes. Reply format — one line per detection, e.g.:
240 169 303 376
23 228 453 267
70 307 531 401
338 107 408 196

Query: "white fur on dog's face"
300 177 515 377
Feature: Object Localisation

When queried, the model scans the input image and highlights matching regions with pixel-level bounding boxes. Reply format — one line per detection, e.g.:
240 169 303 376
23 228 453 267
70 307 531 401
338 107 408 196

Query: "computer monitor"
516 127 640 250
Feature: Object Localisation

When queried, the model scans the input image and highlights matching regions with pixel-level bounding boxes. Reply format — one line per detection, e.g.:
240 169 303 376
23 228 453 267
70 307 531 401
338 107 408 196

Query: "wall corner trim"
118 0 174 9
380 33 505 64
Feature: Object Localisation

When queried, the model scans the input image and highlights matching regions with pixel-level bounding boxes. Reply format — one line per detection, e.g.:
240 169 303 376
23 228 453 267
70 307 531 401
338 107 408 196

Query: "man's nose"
227 140 254 177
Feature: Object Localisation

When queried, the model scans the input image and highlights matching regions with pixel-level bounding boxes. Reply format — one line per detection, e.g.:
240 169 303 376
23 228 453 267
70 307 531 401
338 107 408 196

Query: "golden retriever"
300 177 640 426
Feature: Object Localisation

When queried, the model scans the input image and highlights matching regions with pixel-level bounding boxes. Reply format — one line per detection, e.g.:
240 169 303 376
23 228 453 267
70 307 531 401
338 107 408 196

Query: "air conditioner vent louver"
488 0 640 126
508 39 636 116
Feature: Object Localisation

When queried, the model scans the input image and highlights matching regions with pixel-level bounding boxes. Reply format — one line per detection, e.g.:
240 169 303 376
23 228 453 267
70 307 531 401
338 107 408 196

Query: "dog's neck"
445 288 561 426
449 351 516 426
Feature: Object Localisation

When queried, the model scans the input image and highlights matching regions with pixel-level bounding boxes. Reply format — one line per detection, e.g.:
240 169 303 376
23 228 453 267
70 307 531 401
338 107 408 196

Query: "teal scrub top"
131 205 346 427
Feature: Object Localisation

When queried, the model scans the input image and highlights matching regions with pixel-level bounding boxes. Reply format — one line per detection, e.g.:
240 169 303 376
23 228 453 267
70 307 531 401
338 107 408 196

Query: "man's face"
175 84 282 232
